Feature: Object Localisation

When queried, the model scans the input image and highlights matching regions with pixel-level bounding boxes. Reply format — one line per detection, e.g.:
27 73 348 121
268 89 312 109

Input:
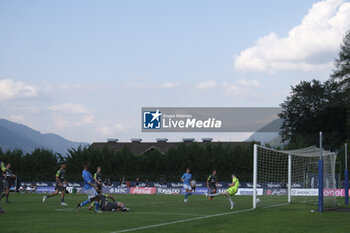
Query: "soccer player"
181 168 193 203
207 169 218 200
88 193 115 211
0 158 6 194
280 179 287 189
95 194 129 212
190 179 196 192
205 174 239 209
76 162 99 212
43 162 68 205
0 163 16 203
94 166 103 194
0 158 6 212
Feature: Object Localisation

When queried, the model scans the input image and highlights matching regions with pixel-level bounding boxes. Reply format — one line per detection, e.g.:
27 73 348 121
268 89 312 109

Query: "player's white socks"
228 197 234 205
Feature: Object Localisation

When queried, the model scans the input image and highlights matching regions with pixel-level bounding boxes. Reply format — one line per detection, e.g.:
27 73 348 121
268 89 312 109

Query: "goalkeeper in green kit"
205 174 239 209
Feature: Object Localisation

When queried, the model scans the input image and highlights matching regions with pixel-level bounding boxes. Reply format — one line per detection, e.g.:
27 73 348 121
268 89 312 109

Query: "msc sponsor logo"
106 187 129 194
143 109 161 129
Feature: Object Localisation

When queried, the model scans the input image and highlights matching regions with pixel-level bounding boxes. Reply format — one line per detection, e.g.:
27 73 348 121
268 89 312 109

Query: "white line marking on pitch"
128 212 203 216
54 209 202 216
110 208 254 233
263 203 289 209
126 199 206 205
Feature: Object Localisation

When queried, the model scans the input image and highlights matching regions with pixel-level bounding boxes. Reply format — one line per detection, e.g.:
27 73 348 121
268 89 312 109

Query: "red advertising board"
130 187 156 194
323 189 350 197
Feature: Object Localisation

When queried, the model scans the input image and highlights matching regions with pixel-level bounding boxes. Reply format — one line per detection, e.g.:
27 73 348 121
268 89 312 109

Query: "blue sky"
0 0 349 142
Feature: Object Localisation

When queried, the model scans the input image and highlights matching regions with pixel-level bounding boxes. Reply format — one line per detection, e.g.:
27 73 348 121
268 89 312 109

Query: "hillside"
0 118 88 155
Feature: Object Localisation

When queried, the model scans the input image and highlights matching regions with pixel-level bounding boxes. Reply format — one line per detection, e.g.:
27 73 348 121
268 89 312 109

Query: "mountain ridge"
0 118 88 156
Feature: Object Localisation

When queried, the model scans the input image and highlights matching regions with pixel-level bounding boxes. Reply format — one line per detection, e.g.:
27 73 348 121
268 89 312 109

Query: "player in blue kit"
77 162 100 213
181 168 193 203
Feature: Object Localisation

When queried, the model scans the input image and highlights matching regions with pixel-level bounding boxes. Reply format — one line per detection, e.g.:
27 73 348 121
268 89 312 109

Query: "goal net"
253 144 337 210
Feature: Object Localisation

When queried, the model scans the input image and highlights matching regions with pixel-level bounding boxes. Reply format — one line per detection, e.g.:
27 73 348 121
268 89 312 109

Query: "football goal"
253 144 337 210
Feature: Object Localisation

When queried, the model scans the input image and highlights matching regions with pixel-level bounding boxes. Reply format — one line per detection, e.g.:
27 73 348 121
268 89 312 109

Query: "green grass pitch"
0 193 349 233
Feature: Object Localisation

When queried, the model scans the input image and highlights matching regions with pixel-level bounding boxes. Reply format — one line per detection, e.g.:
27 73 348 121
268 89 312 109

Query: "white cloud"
122 81 182 90
43 83 103 94
196 80 217 89
222 79 264 97
97 126 115 138
236 79 264 88
59 84 82 91
94 119 140 139
157 82 181 88
0 79 38 101
115 123 123 130
8 114 25 124
234 0 350 73
195 79 263 97
49 103 90 115
97 123 124 138
48 103 94 129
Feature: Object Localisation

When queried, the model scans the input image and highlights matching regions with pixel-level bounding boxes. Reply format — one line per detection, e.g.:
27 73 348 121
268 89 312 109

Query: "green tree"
0 142 255 182
331 30 350 140
279 79 347 149
331 30 350 91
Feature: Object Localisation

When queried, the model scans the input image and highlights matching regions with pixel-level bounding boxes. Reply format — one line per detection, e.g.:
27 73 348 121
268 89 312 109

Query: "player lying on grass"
0 163 16 203
205 174 239 209
94 194 129 212
181 168 193 203
43 162 68 205
77 162 100 212
88 193 115 210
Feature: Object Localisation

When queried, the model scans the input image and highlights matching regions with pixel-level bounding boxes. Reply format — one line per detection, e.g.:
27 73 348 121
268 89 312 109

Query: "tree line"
279 30 350 177
0 142 254 183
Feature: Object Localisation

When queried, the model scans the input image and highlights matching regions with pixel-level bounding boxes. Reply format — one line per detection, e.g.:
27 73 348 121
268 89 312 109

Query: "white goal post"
253 144 337 210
